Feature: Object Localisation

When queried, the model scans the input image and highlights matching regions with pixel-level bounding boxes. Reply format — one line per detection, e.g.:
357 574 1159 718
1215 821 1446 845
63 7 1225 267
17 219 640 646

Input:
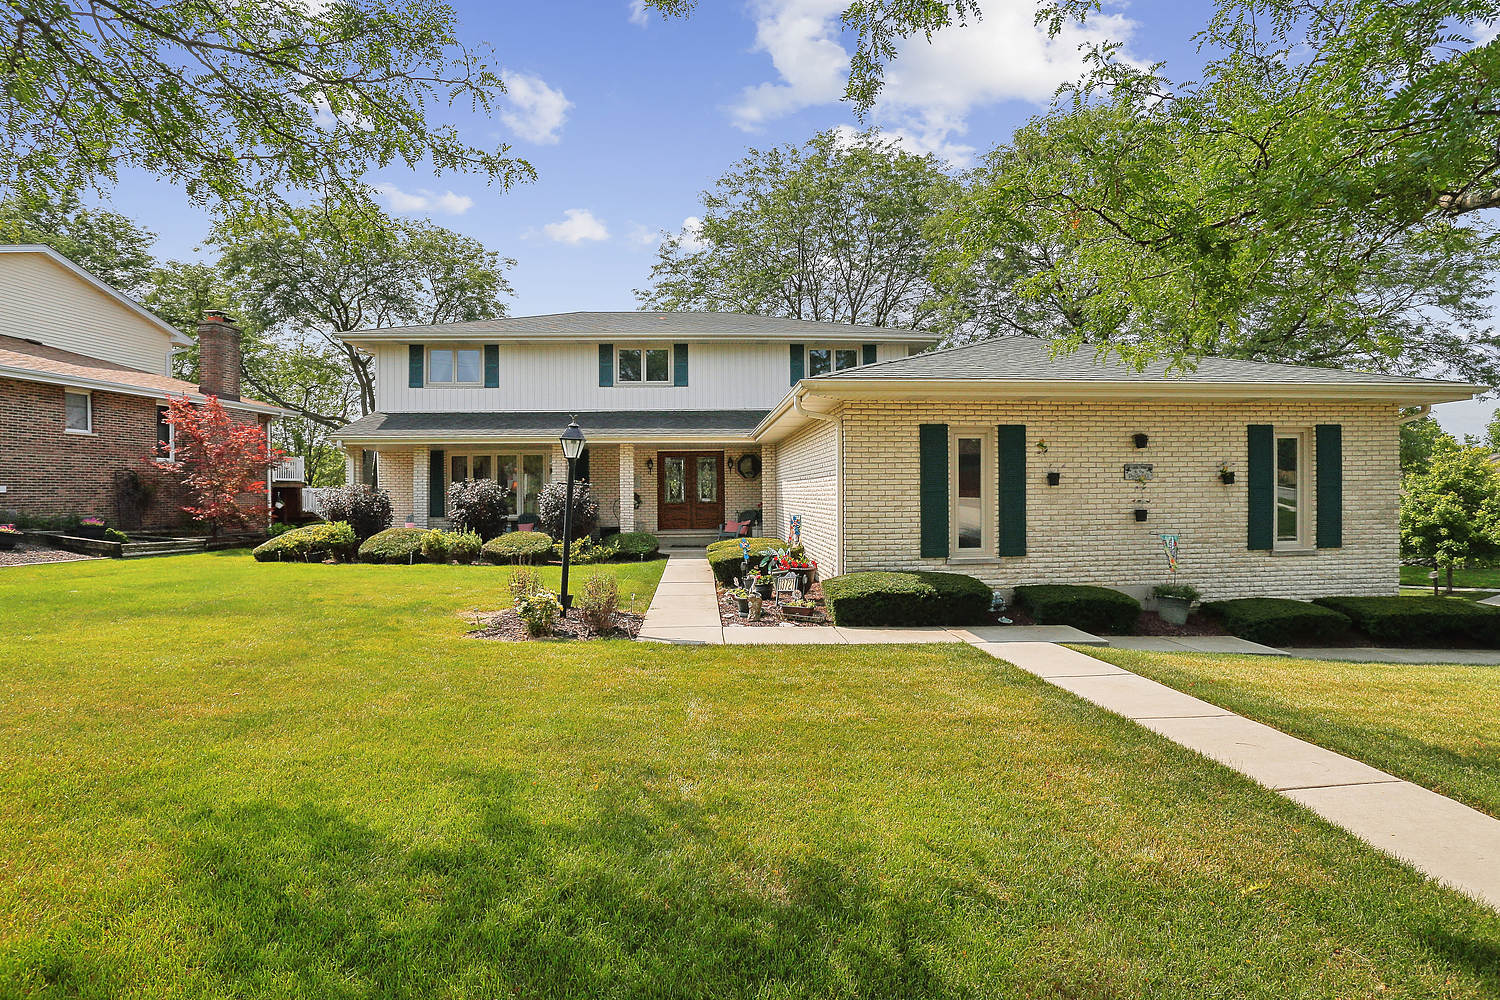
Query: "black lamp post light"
558 418 587 611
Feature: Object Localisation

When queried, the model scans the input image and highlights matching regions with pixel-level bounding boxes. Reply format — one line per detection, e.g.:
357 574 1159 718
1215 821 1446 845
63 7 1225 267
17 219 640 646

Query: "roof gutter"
0 363 288 417
1399 405 1433 424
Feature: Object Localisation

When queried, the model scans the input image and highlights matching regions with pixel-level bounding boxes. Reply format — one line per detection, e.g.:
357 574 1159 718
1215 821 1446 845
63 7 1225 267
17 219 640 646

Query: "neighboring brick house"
0 245 285 529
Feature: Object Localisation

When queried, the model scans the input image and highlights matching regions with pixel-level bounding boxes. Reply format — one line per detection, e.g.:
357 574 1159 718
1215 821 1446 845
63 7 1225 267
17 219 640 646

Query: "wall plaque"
1123 463 1155 482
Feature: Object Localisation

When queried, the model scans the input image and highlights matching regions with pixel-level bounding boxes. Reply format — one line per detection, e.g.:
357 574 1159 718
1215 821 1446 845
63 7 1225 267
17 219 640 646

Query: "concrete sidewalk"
983 642 1500 910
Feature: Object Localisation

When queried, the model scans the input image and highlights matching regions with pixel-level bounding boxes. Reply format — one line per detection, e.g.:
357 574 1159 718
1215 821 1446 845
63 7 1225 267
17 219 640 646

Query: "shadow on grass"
151 771 963 998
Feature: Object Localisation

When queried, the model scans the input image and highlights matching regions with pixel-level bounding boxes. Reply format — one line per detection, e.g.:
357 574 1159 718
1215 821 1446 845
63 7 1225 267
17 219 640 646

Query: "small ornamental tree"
447 478 512 540
1400 442 1500 593
154 395 282 536
537 479 597 541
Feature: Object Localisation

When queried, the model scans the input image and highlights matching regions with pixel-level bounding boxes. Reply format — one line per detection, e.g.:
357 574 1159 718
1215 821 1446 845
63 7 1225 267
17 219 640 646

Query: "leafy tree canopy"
1400 439 1500 591
2 0 534 203
0 188 156 292
637 128 960 329
1402 413 1458 475
935 0 1500 379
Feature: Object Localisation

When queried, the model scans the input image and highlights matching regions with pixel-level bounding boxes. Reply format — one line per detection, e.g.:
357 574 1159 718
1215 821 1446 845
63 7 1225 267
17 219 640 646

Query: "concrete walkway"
1281 646 1500 665
988 642 1500 910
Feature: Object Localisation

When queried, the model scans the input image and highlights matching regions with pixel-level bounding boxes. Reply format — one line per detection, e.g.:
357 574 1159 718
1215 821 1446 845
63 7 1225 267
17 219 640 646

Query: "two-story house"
0 245 286 529
335 311 1482 600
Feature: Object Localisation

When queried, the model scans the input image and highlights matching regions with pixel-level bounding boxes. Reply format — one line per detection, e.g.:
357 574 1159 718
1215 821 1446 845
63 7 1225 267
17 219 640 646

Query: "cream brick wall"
770 418 841 576
837 399 1401 600
412 447 429 528
586 445 621 528
374 447 415 525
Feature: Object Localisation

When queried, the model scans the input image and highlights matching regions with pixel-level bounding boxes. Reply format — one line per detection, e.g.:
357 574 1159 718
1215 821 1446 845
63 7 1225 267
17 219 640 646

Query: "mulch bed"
716 581 833 627
466 607 644 641
0 540 97 567
1130 610 1227 637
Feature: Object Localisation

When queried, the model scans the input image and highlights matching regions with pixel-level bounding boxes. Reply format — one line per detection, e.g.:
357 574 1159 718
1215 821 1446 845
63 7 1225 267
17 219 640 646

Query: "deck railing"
272 456 305 483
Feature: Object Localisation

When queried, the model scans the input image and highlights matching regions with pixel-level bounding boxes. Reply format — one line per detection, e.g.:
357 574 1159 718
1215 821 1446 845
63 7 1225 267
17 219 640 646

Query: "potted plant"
774 553 817 590
780 598 824 622
1153 583 1200 625
749 572 774 600
0 524 21 551
727 587 751 616
1218 462 1235 485
76 516 107 539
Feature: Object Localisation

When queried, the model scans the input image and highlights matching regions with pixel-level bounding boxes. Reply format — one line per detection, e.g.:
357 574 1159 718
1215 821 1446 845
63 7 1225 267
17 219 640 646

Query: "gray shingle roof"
817 336 1481 388
337 409 769 440
340 311 936 341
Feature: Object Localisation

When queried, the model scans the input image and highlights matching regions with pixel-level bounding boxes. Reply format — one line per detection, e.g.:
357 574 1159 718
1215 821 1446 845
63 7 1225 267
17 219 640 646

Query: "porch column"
344 449 357 487
619 444 636 532
412 448 429 528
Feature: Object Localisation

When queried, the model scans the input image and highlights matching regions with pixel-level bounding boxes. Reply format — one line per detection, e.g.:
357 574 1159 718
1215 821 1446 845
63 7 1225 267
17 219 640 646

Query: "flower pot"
781 604 824 622
1157 596 1192 625
1133 508 1148 522
1046 472 1061 486
734 596 750 616
788 567 814 590
0 534 19 551
75 524 107 539
1219 471 1235 484
753 580 773 600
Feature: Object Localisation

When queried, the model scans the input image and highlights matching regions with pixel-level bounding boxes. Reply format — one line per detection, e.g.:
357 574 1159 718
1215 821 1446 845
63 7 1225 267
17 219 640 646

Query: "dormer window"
427 346 483 385
618 346 671 384
808 346 860 377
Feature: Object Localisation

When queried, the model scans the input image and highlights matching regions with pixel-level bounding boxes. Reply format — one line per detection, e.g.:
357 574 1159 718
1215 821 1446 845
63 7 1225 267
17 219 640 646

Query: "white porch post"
618 443 636 531
412 448 429 528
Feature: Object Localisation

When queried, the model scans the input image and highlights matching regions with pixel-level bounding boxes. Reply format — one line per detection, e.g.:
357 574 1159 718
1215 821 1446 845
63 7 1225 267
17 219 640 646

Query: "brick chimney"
197 310 242 401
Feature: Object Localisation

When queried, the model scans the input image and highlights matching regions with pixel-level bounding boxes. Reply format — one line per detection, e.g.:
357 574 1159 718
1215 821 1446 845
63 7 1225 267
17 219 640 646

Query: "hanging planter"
1133 433 1149 449
1134 508 1149 522
1219 470 1235 484
1046 471 1061 486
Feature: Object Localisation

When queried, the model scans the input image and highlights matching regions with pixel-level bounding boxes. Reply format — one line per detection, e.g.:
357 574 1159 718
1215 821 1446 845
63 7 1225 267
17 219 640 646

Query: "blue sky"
104 0 1494 436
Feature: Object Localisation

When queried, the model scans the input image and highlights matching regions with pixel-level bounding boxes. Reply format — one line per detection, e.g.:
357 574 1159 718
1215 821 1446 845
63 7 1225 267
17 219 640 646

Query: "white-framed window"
155 403 175 460
427 346 483 385
448 451 550 515
64 389 92 434
617 345 672 384
807 345 860 377
1275 428 1311 548
950 427 994 556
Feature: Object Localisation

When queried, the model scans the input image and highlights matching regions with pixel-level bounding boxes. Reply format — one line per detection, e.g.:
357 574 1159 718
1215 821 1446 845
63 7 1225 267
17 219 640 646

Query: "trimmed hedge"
358 526 428 564
483 531 555 564
611 531 659 559
821 571 992 627
1203 598 1352 646
706 537 788 586
1314 595 1500 646
252 521 356 562
1013 585 1141 634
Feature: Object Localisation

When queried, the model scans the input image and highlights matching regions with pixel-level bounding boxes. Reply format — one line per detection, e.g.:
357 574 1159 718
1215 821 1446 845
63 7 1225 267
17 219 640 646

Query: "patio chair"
515 513 540 532
734 508 762 530
717 519 750 541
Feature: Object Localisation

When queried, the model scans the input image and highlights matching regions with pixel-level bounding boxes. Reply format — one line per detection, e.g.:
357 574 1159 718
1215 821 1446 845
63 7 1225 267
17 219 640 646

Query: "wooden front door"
657 451 724 530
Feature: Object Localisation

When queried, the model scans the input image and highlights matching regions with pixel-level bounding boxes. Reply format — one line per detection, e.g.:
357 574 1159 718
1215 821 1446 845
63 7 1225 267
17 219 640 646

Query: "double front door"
658 451 723 530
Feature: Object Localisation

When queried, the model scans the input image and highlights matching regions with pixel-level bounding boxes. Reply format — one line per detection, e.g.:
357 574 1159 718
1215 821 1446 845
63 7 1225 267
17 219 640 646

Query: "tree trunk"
1446 563 1454 595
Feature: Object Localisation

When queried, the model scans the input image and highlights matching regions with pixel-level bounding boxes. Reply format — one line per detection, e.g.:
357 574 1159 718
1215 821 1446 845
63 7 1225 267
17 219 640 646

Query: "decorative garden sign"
1123 463 1155 482
773 573 800 601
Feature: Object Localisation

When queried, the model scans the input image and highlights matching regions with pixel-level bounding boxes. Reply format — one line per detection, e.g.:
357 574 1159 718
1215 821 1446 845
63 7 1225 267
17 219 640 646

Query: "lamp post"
558 418 587 611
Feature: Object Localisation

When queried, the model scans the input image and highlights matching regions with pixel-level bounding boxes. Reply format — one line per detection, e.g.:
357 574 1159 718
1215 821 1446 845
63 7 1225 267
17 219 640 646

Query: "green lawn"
1083 647 1500 819
1399 586 1500 602
1 554 1498 997
1401 563 1500 589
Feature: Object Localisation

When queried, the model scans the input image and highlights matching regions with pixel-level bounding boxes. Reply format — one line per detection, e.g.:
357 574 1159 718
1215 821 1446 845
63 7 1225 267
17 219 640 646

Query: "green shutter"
998 424 1027 556
919 423 949 558
598 343 613 387
408 345 423 388
483 345 499 388
1247 424 1274 550
862 343 877 366
428 449 445 518
789 343 804 385
673 343 689 386
1316 423 1343 548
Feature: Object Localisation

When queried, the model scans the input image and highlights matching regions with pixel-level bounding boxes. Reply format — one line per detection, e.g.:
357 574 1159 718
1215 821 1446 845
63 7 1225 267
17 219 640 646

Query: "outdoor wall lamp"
645 457 653 472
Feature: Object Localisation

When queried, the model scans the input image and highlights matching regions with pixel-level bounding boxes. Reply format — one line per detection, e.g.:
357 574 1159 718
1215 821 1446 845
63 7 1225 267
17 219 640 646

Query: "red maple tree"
153 395 283 536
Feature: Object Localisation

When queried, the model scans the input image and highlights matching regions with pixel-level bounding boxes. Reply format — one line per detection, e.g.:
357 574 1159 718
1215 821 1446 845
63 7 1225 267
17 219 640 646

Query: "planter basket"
781 604 825 622
0 534 19 551
75 524 107 539
1157 596 1192 625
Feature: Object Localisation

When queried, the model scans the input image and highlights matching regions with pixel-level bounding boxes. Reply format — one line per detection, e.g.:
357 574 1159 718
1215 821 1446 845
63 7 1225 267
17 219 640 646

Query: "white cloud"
372 182 474 216
1475 21 1499 45
729 1 1137 166
626 223 659 247
678 216 706 252
500 70 572 145
628 0 648 26
544 208 610 244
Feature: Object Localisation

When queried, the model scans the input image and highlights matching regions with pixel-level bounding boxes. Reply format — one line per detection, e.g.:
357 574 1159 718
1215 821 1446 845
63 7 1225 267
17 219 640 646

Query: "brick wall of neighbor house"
0 376 270 529
839 399 1401 600
770 420 841 576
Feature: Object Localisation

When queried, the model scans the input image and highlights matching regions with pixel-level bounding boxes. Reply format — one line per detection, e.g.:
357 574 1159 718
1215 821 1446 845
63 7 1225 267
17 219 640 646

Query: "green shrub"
578 572 620 634
515 590 562 637
319 486 392 542
1013 585 1141 634
509 565 544 605
706 537 788 586
610 531 659 560
358 527 428 564
482 531 554 564
447 530 481 564
1313 595 1500 646
420 529 450 562
252 521 357 562
821 571 993 627
553 536 613 565
104 528 130 544
267 522 299 538
1202 598 1353 646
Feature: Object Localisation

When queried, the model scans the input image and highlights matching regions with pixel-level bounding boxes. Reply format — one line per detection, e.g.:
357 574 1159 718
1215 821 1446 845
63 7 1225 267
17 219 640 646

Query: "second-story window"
808 346 859 377
617 345 671 384
428 346 483 385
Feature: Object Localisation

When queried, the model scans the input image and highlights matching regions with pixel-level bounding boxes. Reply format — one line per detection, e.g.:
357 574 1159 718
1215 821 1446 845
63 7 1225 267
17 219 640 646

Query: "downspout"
793 387 844 575
1398 405 1432 424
